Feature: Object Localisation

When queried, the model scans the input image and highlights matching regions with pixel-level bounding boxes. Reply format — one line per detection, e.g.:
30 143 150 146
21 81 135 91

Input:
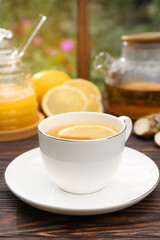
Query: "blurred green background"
1 0 160 91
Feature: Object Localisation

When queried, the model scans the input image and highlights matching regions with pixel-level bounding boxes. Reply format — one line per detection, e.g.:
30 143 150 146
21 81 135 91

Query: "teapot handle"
94 52 115 76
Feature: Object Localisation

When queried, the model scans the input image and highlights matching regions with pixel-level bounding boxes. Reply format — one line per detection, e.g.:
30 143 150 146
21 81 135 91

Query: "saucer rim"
5 147 160 216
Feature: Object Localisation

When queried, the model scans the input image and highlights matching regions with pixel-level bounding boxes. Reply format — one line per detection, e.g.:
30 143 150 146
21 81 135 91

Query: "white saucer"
5 147 159 216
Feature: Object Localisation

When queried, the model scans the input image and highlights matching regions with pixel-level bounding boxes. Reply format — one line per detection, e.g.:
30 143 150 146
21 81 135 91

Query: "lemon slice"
41 86 87 116
84 96 104 113
64 79 102 101
32 70 71 104
57 124 117 140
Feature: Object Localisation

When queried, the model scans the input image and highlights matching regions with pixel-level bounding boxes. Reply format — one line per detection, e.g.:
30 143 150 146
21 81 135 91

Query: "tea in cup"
46 123 118 140
38 112 132 194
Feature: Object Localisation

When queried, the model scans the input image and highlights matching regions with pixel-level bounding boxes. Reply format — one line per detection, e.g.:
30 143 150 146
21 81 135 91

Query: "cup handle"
119 116 132 142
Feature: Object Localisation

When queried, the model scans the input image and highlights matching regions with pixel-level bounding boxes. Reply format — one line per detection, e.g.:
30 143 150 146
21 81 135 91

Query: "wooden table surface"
0 121 160 239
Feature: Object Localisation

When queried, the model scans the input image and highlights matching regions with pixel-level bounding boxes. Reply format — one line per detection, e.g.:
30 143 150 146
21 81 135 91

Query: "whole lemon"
32 70 71 104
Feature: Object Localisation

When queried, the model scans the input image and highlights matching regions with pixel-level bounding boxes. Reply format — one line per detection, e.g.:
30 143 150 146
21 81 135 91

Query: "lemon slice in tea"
57 124 118 140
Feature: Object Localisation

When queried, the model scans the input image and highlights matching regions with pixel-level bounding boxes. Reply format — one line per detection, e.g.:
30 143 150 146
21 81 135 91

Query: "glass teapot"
95 32 160 120
0 28 38 131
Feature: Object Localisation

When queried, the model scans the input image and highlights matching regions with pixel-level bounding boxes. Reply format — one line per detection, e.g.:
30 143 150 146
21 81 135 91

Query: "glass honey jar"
0 28 38 132
95 32 160 120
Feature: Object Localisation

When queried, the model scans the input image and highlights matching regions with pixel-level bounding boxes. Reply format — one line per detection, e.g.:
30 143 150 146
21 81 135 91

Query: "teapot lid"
121 32 160 44
0 28 17 59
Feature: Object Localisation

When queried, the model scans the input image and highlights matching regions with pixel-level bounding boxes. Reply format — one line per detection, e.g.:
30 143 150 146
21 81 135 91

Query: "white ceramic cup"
38 112 132 194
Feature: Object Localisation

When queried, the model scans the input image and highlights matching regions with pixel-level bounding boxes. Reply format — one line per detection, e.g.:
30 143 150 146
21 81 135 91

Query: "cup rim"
38 112 126 142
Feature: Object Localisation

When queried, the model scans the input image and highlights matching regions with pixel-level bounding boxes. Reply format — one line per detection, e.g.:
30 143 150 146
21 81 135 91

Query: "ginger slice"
133 114 160 138
154 131 160 146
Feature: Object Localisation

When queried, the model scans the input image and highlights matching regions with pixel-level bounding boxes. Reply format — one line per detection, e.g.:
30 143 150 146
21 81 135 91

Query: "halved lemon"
64 79 102 101
84 96 104 113
58 124 118 140
32 70 71 104
41 86 87 116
